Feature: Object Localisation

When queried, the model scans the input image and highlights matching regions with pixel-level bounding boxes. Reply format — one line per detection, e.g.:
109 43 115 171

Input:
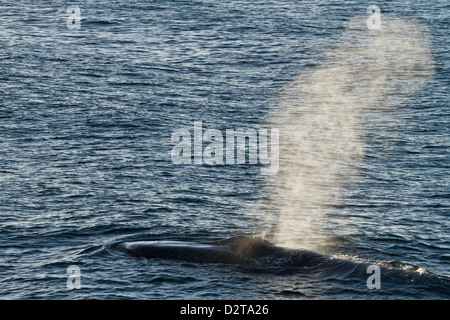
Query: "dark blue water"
0 0 448 299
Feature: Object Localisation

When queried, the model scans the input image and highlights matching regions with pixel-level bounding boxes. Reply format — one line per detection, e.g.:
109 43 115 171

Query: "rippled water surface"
0 0 448 299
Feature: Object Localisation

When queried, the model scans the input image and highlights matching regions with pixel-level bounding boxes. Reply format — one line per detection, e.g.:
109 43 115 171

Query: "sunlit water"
0 0 448 299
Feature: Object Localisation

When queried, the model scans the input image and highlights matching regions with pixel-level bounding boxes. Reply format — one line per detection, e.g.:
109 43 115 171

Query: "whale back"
119 240 249 264
209 235 281 259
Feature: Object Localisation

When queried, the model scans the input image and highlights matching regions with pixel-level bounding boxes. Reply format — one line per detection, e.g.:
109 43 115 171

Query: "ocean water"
0 0 448 299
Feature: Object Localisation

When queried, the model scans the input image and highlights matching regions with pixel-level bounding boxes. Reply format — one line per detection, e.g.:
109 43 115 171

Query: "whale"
118 235 372 273
119 235 292 264
118 235 450 297
118 235 333 267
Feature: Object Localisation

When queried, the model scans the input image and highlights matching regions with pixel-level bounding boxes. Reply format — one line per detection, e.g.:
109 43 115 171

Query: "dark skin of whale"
119 235 328 266
118 235 450 296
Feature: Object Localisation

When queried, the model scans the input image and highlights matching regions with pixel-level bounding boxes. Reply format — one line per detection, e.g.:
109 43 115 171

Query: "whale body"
119 236 278 264
119 239 245 264
118 235 450 297
119 235 341 267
